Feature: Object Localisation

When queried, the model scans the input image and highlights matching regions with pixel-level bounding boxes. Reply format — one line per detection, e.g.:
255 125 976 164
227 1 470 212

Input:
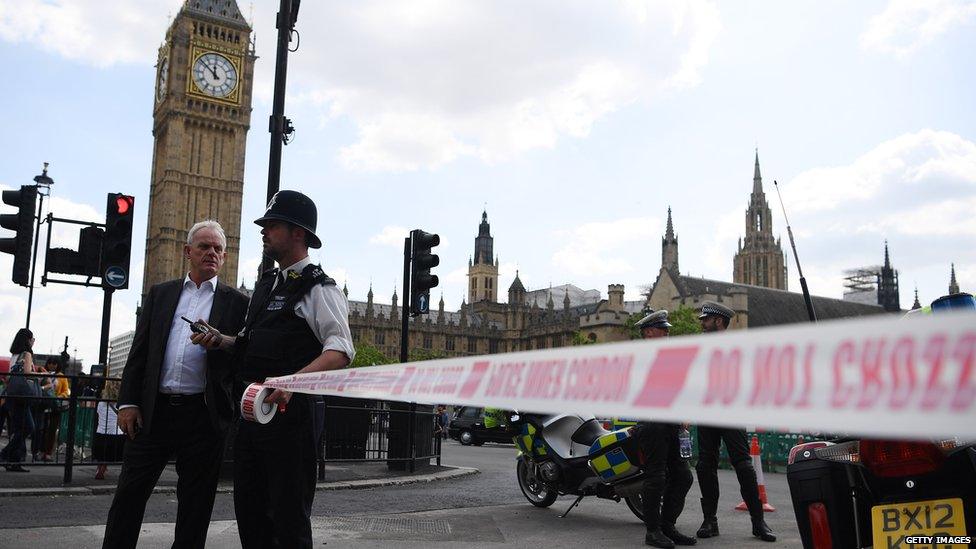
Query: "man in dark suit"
103 220 249 549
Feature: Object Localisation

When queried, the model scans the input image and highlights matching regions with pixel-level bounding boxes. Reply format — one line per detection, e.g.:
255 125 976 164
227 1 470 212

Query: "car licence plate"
872 498 967 548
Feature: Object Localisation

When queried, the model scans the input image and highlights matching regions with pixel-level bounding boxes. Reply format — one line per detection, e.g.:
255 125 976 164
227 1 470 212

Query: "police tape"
240 383 277 424
262 312 976 439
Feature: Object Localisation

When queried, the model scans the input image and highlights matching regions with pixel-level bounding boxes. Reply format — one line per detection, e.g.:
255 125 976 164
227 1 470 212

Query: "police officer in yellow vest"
635 310 697 548
192 190 355 548
483 407 506 429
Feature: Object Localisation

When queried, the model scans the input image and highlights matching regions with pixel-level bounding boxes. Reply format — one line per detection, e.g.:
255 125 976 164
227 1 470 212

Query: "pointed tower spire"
753 148 763 195
391 286 399 321
661 207 679 272
342 280 348 297
912 287 921 310
563 287 571 311
878 240 900 312
950 263 960 294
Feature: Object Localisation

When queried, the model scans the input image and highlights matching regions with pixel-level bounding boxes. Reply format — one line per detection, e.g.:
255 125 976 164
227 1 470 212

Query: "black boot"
661 524 697 546
645 528 676 548
696 498 719 538
752 518 776 542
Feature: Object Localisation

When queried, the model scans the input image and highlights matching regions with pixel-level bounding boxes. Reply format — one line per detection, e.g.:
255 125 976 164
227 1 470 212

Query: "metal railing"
0 372 443 483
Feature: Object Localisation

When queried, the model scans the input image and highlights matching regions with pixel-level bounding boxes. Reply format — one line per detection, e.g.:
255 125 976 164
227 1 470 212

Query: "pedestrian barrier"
0 372 442 483
263 313 976 440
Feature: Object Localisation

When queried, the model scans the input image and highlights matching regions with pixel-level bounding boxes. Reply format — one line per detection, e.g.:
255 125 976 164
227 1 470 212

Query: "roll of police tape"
262 312 976 440
240 383 276 424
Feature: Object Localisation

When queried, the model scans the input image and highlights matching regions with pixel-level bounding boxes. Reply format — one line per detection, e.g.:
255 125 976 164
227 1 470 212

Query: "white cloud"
552 216 660 277
785 129 976 219
368 225 410 248
0 0 175 67
0 1 721 172
280 0 722 172
861 0 976 58
777 129 976 298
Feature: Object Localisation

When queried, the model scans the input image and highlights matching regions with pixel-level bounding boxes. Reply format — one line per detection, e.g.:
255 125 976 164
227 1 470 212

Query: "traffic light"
0 185 38 286
410 229 439 316
46 225 104 277
101 193 134 289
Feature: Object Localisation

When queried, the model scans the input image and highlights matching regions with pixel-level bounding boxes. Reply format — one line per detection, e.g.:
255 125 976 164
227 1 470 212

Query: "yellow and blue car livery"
588 429 640 481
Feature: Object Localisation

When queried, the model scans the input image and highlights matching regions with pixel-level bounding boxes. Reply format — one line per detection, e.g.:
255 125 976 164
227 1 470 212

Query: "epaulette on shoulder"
302 264 336 286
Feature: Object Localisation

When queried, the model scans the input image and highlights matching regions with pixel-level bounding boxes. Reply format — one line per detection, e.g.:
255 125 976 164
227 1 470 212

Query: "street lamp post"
25 163 53 329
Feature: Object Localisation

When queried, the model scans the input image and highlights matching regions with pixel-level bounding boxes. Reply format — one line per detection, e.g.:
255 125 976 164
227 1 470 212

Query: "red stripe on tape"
458 361 490 399
631 346 699 408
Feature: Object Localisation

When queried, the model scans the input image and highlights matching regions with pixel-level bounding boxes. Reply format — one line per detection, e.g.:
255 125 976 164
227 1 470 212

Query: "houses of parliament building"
344 211 645 361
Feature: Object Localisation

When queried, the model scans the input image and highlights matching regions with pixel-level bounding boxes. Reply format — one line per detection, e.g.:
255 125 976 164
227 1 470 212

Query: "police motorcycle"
510 410 647 520
787 292 976 549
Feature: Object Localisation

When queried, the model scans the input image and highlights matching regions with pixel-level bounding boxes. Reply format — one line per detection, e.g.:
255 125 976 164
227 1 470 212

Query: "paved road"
1 440 804 547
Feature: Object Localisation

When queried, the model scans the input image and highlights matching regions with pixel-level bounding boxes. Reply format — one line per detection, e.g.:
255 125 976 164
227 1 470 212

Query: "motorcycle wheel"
517 459 558 508
624 494 645 521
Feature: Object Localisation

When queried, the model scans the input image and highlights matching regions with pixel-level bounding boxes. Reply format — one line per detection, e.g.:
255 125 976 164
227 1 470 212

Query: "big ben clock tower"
143 0 255 294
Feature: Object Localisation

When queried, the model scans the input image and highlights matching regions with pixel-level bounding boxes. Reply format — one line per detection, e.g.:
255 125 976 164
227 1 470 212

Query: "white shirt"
96 401 123 435
159 274 218 394
245 256 356 363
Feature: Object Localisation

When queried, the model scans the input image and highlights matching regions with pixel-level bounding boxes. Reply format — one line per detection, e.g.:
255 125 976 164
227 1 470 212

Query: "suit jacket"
118 278 249 436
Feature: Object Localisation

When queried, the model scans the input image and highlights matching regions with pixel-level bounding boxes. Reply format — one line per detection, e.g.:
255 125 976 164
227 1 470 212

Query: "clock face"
191 52 238 98
156 57 169 102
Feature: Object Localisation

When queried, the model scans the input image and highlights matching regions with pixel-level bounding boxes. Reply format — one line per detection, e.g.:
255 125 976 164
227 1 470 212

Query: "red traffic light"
115 195 134 215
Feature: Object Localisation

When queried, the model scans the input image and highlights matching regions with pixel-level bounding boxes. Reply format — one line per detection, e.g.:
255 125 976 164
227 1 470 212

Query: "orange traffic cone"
735 435 776 512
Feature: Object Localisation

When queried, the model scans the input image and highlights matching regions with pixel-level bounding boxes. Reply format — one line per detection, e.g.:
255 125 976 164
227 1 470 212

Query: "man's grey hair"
186 219 227 249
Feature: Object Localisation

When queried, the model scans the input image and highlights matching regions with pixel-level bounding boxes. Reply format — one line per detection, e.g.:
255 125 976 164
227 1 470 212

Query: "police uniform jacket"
237 256 355 387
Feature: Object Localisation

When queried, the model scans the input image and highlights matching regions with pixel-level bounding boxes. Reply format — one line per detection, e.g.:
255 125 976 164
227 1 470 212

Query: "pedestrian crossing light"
410 229 439 316
0 185 39 286
101 193 134 289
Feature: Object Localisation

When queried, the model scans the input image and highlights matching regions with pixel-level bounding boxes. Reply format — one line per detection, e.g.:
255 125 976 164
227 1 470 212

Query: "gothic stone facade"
346 213 641 362
732 152 788 290
142 1 255 295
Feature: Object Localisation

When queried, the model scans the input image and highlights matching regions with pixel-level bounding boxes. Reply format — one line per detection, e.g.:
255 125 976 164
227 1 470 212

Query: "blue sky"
1 0 974 365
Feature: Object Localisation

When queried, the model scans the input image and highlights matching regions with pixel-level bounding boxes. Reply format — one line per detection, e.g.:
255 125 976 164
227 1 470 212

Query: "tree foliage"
408 348 448 362
350 342 395 368
625 305 702 340
571 331 596 345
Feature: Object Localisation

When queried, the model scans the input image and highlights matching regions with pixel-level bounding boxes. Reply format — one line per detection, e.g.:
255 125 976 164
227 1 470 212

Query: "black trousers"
638 422 693 531
102 397 224 549
694 425 762 520
234 394 317 549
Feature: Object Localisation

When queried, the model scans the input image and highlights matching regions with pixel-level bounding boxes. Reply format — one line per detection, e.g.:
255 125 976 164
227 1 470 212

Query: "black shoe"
752 519 776 542
662 524 697 546
5 465 29 473
645 529 676 548
696 518 719 538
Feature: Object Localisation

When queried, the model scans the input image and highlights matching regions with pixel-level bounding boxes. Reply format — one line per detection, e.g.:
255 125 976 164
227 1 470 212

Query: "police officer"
635 310 696 548
193 190 355 548
694 301 775 543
